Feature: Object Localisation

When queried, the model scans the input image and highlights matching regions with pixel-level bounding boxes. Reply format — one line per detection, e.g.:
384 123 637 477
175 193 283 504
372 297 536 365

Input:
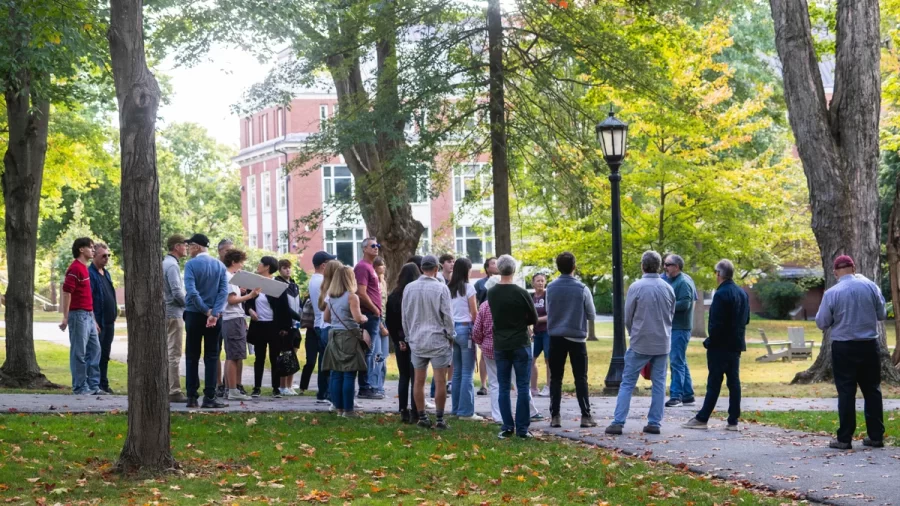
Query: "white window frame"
324 228 366 265
276 108 284 137
261 171 271 212
262 113 269 141
452 163 491 203
277 175 287 210
417 227 431 256
455 226 493 264
248 117 255 145
263 232 272 250
332 103 338 117
408 172 429 204
249 233 258 248
247 175 257 216
322 165 353 202
319 105 328 121
277 233 289 254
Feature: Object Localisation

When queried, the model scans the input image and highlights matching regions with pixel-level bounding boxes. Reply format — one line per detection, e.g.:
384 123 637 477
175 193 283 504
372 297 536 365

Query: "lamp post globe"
596 108 628 394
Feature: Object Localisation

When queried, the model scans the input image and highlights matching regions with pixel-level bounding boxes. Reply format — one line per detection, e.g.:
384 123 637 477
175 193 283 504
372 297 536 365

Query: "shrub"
754 278 805 319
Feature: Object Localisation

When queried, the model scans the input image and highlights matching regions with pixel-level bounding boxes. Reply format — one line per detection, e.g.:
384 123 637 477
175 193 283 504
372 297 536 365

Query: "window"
276 108 284 137
455 226 493 264
277 175 287 209
453 164 490 203
407 171 429 204
323 165 353 201
248 117 255 145
247 175 257 215
417 227 431 256
261 172 271 211
278 233 289 254
332 103 339 117
324 228 366 266
263 232 272 250
319 105 328 121
249 233 257 248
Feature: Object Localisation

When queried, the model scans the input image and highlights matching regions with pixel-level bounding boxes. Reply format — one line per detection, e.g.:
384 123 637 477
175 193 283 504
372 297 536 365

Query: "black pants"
395 343 417 413
98 322 116 391
549 337 591 417
299 327 320 391
184 311 221 400
696 350 741 425
832 339 884 443
252 321 283 392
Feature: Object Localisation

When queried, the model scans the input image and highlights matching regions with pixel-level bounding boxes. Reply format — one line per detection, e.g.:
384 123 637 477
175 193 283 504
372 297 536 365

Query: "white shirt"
450 282 476 323
223 272 245 321
308 273 329 328
255 293 274 322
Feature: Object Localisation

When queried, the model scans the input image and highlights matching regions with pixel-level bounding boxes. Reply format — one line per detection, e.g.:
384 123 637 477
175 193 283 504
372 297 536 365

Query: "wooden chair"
755 329 791 362
787 326 815 360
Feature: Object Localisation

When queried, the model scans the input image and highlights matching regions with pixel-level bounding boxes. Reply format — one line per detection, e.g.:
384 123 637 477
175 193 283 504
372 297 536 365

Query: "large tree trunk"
770 0 900 384
0 66 54 389
888 175 900 365
487 0 511 256
108 0 175 474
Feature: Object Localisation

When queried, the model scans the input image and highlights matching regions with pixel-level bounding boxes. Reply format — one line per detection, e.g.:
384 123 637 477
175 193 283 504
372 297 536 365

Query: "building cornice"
233 133 310 165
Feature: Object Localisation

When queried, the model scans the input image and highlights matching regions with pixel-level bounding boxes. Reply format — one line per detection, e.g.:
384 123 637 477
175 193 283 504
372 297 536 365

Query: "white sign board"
229 271 288 298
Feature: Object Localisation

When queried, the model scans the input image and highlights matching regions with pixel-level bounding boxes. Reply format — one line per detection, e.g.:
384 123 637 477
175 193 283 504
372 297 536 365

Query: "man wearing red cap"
816 254 886 450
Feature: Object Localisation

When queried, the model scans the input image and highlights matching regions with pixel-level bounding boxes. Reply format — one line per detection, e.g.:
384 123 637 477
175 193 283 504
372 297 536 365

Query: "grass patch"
0 340 129 394
733 409 900 446
0 413 798 505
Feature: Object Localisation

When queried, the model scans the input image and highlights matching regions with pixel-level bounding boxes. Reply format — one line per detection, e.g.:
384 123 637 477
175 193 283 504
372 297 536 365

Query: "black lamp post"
596 108 628 394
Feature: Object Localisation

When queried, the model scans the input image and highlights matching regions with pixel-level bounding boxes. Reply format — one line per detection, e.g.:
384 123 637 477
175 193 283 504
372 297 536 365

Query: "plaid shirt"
472 301 494 360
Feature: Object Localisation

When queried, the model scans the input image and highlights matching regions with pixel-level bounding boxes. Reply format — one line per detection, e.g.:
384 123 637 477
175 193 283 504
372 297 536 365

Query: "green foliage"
51 200 107 281
754 277 805 319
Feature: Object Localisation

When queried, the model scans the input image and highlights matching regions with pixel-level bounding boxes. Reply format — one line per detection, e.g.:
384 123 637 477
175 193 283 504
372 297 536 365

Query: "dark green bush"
754 278 805 319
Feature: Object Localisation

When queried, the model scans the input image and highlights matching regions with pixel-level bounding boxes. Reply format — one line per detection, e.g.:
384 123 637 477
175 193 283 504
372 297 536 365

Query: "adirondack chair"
787 327 815 360
756 329 791 362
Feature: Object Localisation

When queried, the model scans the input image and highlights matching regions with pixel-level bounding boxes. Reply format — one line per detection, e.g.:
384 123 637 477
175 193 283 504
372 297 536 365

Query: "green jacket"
667 272 696 331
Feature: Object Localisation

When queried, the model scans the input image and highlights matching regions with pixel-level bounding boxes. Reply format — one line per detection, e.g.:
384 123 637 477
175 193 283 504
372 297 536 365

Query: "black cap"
312 250 337 268
186 233 210 248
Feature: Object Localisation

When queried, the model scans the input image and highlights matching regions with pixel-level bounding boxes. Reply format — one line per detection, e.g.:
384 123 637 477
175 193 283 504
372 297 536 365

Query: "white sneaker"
354 401 362 409
539 385 550 397
229 389 251 401
458 414 484 421
292 383 299 389
285 388 299 396
315 399 331 404
425 399 436 409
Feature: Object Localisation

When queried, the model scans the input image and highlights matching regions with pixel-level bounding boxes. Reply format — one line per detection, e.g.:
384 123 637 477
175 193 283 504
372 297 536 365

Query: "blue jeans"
316 327 331 400
613 348 667 427
358 313 380 393
496 345 533 436
368 330 389 395
330 370 357 412
68 310 100 394
532 330 550 360
451 323 476 416
669 329 694 401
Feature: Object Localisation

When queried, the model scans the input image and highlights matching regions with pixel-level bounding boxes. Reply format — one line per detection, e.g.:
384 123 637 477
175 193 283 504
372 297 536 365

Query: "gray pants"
166 318 183 395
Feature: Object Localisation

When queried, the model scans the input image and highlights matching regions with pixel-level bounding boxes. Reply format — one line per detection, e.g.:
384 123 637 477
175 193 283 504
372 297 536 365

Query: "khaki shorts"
412 349 452 370
222 318 248 360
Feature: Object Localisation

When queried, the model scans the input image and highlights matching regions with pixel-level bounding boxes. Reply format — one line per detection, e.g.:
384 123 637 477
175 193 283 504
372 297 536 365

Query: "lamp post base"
602 355 625 396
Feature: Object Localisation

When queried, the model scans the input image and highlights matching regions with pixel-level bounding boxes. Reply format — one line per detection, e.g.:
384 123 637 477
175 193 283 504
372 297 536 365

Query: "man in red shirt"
354 237 384 399
59 237 104 395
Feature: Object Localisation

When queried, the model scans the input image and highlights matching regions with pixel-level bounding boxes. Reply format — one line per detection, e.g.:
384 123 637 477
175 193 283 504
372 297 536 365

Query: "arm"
624 288 637 334
165 264 186 308
467 295 477 323
707 290 726 338
59 292 72 331
89 271 104 327
323 303 331 324
814 292 833 330
874 284 887 321
401 290 411 339
356 283 379 315
524 291 538 326
229 288 261 305
472 305 486 345
183 263 209 314
440 289 455 335
213 269 229 317
674 281 692 313
583 286 596 322
349 293 369 324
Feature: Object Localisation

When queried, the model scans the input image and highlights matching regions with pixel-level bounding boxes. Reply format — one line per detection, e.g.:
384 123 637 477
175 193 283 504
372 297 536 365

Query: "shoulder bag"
329 299 369 350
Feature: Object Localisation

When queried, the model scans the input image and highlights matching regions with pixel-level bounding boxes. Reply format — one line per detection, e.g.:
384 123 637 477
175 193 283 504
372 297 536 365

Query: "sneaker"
518 432 535 439
103 387 116 395
92 389 109 396
418 416 433 429
581 415 598 428
425 399 436 409
201 397 228 409
530 388 540 397
498 430 515 439
447 381 452 395
682 396 696 406
682 418 708 430
643 424 660 434
273 389 283 399
530 413 546 422
315 399 331 405
665 398 682 408
186 397 199 408
725 424 739 432
357 390 378 399
863 438 885 448
435 419 450 430
251 388 261 398
550 415 561 428
216 384 227 399
539 385 550 397
343 411 363 419
354 401 362 409
238 385 247 396
282 388 298 396
477 387 488 396
604 424 623 435
458 414 484 421
229 389 251 401
829 439 852 450
169 392 188 403
292 383 299 389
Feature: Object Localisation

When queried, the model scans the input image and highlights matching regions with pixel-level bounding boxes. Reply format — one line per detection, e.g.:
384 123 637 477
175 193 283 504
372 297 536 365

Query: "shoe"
530 388 539 397
725 424 739 432
682 396 696 406
477 387 487 396
863 438 885 448
283 388 299 396
518 432 534 439
315 399 331 404
92 389 109 396
682 418 708 430
643 424 660 435
216 385 226 399
238 385 247 395
665 398 683 408
357 390 378 399
229 389 251 401
425 399 436 409
581 415 598 428
186 397 199 408
605 424 623 435
169 392 188 403
251 388 261 398
435 419 450 430
272 389 282 399
103 387 116 395
539 385 550 397
829 439 852 450
498 430 515 439
550 415 561 428
343 411 363 419
354 401 362 409
530 413 546 422
292 383 299 389
418 416 433 429
401 409 411 424
458 414 484 421
201 397 228 409
447 381 452 395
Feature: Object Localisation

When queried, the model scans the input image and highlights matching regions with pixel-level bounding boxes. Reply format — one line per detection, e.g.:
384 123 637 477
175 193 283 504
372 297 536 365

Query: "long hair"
391 262 421 297
318 260 343 311
448 257 472 298
328 266 358 298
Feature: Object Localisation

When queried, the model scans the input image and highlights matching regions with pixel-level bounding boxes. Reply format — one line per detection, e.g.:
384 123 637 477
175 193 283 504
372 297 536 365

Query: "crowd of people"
58 233 888 447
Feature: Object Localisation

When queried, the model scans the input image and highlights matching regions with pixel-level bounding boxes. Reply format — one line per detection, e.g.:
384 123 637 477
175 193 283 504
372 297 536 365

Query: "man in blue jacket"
683 259 749 431
663 254 697 407
88 243 118 395
183 233 229 409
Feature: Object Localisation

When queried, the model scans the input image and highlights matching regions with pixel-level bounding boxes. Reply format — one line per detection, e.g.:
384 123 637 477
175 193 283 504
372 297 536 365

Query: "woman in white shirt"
447 257 480 420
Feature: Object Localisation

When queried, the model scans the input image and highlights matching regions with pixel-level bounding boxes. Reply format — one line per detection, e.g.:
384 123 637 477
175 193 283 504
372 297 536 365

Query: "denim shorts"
532 330 550 360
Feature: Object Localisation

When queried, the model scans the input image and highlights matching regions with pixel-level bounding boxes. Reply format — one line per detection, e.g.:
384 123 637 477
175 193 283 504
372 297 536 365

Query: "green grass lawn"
0 413 799 505
733 409 900 446
0 339 129 394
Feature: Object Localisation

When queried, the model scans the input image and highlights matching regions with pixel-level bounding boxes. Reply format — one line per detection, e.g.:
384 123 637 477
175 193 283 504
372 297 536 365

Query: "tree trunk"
692 289 707 338
108 0 175 474
888 175 900 365
487 0 511 256
770 0 900 384
0 66 55 389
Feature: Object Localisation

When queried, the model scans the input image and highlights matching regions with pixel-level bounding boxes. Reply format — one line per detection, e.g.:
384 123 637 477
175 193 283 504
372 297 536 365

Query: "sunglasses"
101 254 111 259
369 243 382 249
664 263 676 267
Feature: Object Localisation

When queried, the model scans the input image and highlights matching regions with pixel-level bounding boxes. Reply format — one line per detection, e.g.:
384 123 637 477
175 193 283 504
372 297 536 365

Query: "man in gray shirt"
816 255 886 450
163 234 188 402
606 250 675 436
